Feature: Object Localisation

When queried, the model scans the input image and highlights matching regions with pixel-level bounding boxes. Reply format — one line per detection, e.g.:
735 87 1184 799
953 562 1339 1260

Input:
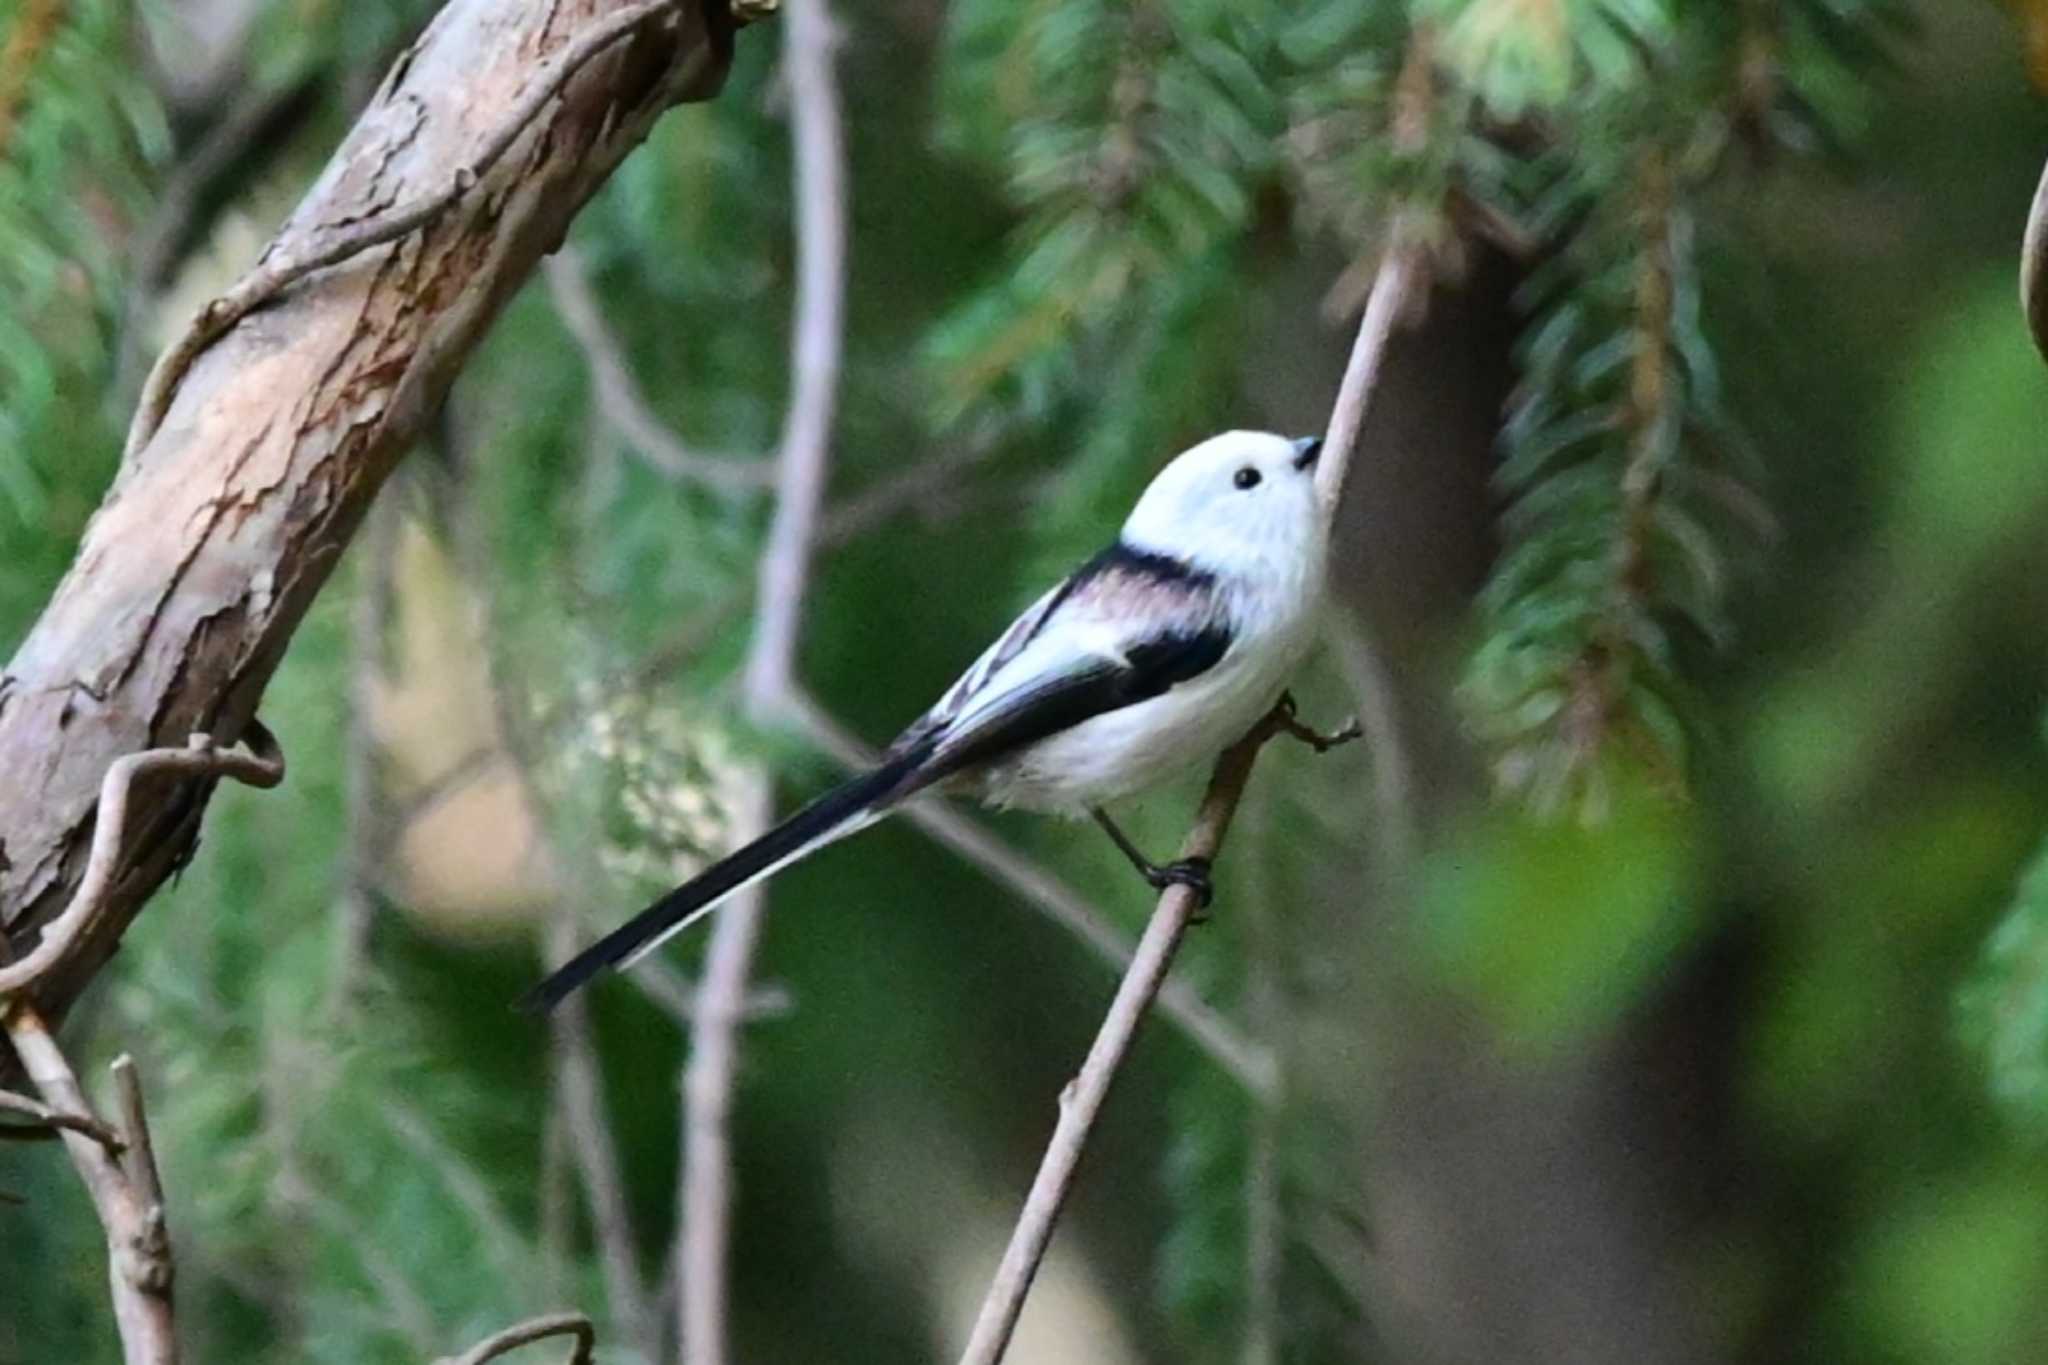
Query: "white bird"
520 429 1331 1013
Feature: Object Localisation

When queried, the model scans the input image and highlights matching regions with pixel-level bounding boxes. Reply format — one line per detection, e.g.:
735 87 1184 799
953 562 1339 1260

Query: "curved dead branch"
434 1312 596 1365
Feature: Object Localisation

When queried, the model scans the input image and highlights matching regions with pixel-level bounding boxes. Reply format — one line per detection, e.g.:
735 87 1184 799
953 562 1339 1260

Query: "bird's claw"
1274 691 1363 753
1147 856 1215 919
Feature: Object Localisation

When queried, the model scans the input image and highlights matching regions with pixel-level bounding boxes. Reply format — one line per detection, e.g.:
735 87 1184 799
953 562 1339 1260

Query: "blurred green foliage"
5 1 2048 1364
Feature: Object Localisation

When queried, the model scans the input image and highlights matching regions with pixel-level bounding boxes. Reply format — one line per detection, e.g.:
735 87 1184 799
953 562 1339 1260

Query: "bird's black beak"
1291 436 1323 471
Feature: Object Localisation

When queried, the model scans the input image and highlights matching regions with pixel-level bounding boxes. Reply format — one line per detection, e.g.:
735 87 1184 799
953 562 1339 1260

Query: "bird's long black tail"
516 745 928 1014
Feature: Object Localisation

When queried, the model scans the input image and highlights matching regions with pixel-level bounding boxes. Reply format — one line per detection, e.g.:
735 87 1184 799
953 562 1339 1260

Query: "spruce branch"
382 1101 534 1309
0 0 64 160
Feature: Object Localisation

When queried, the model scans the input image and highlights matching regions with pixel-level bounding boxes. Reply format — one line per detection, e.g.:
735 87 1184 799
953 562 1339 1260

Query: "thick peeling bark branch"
0 0 748 1041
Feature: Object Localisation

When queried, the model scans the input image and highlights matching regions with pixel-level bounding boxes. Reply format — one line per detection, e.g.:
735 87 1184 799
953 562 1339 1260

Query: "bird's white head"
1121 430 1328 589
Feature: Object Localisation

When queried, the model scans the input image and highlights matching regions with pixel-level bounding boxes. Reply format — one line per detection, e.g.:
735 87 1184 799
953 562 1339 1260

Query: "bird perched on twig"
520 430 1334 1013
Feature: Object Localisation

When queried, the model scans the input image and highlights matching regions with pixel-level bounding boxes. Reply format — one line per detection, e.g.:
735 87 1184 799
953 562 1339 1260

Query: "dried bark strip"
0 0 748 1038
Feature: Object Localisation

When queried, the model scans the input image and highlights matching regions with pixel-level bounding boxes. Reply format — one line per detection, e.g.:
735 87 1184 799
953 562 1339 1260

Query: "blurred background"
5 0 2048 1362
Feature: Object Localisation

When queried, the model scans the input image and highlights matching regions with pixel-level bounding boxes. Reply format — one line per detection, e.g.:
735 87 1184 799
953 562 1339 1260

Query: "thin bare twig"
1238 785 1283 1365
677 2 845 1362
546 897 661 1361
545 246 774 492
630 955 792 1027
0 723 286 998
383 1100 531 1291
334 492 399 1008
276 1167 439 1353
679 770 770 1365
785 690 1277 1098
539 1105 573 1303
957 705 1308 1365
1330 619 1418 878
3 1002 177 1365
2024 153 2048 366
117 68 321 402
741 0 846 714
814 438 999 545
434 1311 596 1365
127 0 706 458
1314 244 1425 518
0 1084 125 1149
108 1057 163 1215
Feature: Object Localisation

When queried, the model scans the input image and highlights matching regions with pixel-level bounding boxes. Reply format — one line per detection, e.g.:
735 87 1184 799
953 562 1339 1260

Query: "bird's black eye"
1233 467 1262 490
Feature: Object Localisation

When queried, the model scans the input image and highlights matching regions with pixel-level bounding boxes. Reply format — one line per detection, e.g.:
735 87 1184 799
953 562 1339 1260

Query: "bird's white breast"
977 575 1322 815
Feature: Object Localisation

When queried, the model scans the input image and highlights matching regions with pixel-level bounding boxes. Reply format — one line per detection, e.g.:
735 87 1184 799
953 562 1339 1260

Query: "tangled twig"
0 723 285 999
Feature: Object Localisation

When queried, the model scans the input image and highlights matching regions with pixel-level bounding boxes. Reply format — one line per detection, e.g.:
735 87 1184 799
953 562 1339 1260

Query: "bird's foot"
1146 856 1215 919
1274 691 1364 754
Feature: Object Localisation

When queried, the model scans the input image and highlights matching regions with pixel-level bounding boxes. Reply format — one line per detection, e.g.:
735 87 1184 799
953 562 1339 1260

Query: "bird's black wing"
914 625 1233 789
889 538 1224 761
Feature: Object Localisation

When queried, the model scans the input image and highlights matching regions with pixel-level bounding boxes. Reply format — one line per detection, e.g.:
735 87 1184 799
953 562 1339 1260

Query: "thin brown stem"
959 236 1424 1355
382 1100 531 1291
1330 619 1419 878
0 1084 124 1149
434 1311 596 1365
957 706 1298 1365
